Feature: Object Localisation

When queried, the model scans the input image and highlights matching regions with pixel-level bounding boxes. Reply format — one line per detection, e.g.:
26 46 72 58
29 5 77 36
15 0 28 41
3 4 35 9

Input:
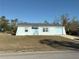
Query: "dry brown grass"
0 33 75 52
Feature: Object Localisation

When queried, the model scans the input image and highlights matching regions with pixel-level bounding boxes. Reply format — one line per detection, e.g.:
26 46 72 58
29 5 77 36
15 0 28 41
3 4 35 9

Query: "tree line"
0 16 17 35
0 15 79 35
52 14 79 35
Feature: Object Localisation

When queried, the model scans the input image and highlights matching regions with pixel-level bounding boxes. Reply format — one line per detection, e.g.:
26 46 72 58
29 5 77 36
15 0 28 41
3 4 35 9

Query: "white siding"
38 27 66 35
16 26 66 36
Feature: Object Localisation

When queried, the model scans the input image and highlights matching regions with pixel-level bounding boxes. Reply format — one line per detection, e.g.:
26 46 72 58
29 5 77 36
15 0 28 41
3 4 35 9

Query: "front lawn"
0 34 78 52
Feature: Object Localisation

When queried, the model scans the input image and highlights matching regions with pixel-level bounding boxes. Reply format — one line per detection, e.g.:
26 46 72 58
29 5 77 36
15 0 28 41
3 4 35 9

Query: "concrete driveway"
0 51 79 59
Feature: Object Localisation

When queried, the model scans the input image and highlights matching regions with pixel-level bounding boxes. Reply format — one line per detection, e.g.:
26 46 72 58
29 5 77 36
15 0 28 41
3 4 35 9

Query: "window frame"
43 27 48 32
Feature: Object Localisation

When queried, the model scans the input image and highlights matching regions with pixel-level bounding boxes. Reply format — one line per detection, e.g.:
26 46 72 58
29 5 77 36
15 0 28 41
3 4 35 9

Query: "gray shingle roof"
18 23 55 26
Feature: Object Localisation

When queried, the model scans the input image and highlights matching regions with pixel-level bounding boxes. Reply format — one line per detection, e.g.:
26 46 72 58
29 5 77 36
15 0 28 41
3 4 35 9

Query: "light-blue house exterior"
16 23 66 36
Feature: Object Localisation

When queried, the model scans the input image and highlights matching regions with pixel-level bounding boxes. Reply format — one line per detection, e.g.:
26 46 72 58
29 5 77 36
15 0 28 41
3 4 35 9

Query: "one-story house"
16 23 66 36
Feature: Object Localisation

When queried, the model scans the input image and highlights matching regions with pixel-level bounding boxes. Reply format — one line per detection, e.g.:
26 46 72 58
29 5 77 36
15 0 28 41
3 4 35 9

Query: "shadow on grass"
39 39 79 50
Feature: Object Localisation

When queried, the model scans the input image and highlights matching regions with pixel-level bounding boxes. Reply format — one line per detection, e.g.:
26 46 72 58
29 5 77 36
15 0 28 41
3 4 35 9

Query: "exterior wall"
38 26 66 35
16 26 66 36
16 26 32 35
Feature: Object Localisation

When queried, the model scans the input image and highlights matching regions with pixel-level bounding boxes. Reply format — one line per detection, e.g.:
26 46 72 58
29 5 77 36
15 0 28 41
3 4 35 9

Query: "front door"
33 29 39 35
32 26 39 35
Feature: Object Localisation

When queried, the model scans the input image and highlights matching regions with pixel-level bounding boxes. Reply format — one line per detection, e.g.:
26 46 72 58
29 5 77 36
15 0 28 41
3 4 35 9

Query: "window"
43 28 48 32
32 26 38 29
25 27 28 32
25 30 28 32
